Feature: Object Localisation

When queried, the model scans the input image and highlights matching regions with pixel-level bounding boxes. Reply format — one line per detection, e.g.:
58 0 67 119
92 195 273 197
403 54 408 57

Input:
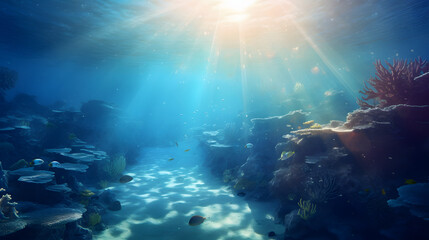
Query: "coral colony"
358 58 429 108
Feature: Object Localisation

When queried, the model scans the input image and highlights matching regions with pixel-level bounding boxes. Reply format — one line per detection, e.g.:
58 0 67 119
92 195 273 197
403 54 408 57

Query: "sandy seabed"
94 146 283 240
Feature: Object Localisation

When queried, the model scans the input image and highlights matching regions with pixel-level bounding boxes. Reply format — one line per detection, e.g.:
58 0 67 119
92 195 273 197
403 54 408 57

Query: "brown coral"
358 58 429 108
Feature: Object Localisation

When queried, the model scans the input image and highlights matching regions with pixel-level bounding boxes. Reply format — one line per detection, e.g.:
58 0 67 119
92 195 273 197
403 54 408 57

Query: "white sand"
94 146 283 240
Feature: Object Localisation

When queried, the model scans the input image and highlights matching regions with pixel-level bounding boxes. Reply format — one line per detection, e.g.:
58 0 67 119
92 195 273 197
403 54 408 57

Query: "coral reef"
388 183 429 220
358 58 429 108
0 190 19 220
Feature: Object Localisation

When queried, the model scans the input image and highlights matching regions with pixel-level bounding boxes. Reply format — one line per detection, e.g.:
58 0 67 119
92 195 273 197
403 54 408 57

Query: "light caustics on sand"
94 157 280 240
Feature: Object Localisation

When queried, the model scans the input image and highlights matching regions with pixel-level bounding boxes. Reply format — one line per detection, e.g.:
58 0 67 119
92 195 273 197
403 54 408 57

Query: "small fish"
297 126 302 129
48 161 61 168
364 188 370 193
404 179 417 185
168 158 174 161
237 192 246 197
189 215 206 226
119 175 133 183
280 151 295 160
381 189 386 195
244 143 253 149
29 158 44 166
303 120 314 125
268 231 276 237
175 142 179 147
184 149 190 152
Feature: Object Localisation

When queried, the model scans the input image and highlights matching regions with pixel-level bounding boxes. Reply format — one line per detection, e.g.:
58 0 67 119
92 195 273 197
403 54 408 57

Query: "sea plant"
306 175 339 203
102 154 126 180
358 58 429 108
297 198 316 220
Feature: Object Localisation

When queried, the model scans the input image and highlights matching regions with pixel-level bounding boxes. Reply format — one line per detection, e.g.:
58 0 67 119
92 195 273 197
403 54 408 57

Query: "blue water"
1 0 428 239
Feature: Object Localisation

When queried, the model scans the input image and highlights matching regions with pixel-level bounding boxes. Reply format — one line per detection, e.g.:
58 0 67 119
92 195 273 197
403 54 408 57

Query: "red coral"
358 58 429 108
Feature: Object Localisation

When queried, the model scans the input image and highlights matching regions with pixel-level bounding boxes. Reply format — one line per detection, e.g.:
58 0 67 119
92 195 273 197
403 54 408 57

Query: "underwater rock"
0 219 27 237
99 190 121 211
344 104 429 137
291 104 429 178
201 139 247 178
10 94 50 116
66 176 80 193
283 209 306 239
45 148 72 154
388 183 429 220
107 200 121 211
60 152 98 163
46 184 72 193
234 153 275 200
79 149 107 161
55 163 89 173
81 100 115 120
9 167 55 184
304 153 329 164
250 110 308 153
64 221 92 240
18 172 55 184
25 207 85 227
8 159 29 171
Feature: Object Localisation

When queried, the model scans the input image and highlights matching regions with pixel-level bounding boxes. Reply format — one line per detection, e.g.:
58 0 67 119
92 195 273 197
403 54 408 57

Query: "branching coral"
297 198 316 220
358 58 429 108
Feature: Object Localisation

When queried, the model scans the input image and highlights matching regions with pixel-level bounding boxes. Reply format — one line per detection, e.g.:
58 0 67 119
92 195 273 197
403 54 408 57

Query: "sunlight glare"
218 0 256 12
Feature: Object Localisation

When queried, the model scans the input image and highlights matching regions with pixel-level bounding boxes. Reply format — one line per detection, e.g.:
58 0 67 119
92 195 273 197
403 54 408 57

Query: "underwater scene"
0 0 429 239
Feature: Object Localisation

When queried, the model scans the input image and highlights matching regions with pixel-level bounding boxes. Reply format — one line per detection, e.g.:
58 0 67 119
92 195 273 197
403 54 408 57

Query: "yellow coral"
309 123 322 129
297 198 316 220
81 189 95 197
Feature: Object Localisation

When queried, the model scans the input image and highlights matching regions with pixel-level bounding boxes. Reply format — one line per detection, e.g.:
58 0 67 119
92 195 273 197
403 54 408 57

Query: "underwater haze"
0 0 429 240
